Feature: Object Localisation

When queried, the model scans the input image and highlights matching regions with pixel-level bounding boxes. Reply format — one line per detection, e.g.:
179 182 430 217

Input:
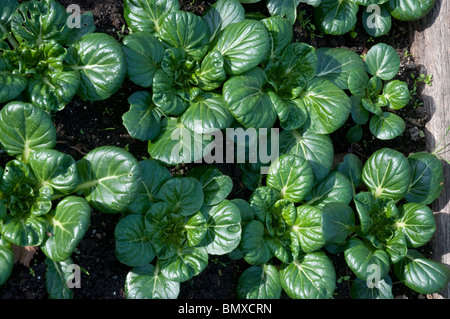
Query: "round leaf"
237 264 282 299
351 275 394 299
125 264 180 299
314 0 359 35
362 148 411 200
291 205 325 253
388 0 436 21
213 19 270 75
267 154 314 203
305 172 354 208
369 112 406 140
321 202 355 244
397 203 436 248
279 251 336 299
156 177 204 216
405 152 444 205
201 200 242 255
65 33 126 101
240 220 272 265
0 238 13 286
76 146 142 214
0 102 56 159
345 242 391 281
159 245 208 282
382 80 411 109
115 214 155 267
365 43 400 80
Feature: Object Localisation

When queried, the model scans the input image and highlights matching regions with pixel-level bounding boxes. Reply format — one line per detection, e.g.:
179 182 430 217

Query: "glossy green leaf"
322 202 355 244
187 165 232 206
42 196 91 262
279 129 334 183
291 205 325 253
369 112 406 140
406 152 444 205
123 0 179 34
280 251 336 299
159 245 208 282
362 148 411 200
305 172 354 208
0 57 27 104
125 264 180 299
213 20 270 75
388 0 436 21
237 264 282 299
0 211 48 247
240 220 272 265
314 0 359 35
156 177 204 216
28 149 79 195
266 43 317 100
266 0 301 24
394 249 450 294
0 0 18 40
10 0 68 46
115 214 155 266
267 154 314 203
345 241 390 281
301 77 351 134
127 159 171 215
123 91 162 142
194 51 227 91
201 200 242 255
335 153 364 190
45 258 75 299
181 92 234 134
0 238 13 286
76 146 142 214
185 211 208 247
362 4 392 37
0 102 56 159
397 203 436 248
316 47 366 90
148 117 214 165
28 70 80 113
159 11 210 61
223 67 277 129
203 0 245 41
122 32 164 88
382 80 410 109
261 16 293 61
354 192 375 234
249 186 281 223
365 43 400 80
351 275 394 299
65 33 126 101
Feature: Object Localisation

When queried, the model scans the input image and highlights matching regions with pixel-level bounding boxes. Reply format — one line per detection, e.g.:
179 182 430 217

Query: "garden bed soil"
0 0 434 300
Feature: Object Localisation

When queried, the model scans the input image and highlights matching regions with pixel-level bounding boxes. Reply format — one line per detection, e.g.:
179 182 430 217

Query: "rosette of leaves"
121 0 351 166
0 0 126 112
239 0 435 37
312 44 410 141
323 148 449 298
233 153 360 299
114 161 242 299
0 102 142 298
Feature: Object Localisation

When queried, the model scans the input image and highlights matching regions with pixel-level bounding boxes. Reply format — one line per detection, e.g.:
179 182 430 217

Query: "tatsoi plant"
233 153 359 299
243 0 436 37
312 43 410 141
0 0 126 112
121 0 351 165
324 148 449 298
114 161 242 299
0 102 142 298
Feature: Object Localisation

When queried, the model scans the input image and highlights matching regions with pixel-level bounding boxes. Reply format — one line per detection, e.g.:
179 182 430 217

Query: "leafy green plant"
114 161 242 299
233 152 356 299
0 0 126 112
121 0 351 166
327 148 448 298
233 147 449 299
0 102 142 298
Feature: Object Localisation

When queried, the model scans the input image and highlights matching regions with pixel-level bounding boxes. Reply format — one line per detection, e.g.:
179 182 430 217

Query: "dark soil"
0 0 432 300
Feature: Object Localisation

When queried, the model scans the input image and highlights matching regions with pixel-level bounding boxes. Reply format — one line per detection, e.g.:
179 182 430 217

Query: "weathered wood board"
410 0 450 299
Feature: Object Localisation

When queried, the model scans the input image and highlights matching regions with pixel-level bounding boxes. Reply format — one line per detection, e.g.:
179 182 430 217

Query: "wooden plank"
410 0 450 298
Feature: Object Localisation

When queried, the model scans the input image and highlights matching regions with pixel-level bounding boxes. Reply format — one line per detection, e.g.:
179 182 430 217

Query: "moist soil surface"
0 0 433 300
